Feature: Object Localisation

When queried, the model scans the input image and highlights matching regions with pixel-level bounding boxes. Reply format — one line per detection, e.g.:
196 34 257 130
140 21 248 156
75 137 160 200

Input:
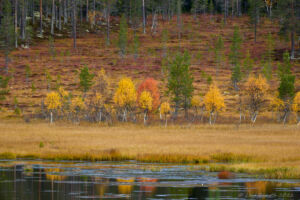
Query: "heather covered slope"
0 15 299 122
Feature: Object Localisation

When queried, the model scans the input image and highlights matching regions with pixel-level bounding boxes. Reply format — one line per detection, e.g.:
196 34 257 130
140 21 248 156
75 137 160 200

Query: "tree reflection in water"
0 162 300 200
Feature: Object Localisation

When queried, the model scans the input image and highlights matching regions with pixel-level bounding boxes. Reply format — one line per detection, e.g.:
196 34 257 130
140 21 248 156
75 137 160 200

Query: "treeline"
35 49 299 126
0 0 299 68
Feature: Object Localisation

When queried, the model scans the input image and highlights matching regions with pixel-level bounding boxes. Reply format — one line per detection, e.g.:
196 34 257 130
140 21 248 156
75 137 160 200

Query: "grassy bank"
0 120 300 179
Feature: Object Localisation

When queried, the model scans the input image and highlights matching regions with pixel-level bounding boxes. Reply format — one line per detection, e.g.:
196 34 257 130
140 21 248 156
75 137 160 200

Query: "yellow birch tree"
160 102 171 127
204 84 225 125
45 91 61 123
138 90 153 125
113 78 137 122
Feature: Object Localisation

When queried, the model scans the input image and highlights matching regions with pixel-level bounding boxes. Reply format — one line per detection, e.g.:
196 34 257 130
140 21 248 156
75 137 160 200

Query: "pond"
0 160 300 199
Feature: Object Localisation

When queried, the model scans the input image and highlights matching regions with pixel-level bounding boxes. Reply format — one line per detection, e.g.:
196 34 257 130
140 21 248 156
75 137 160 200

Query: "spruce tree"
0 0 15 72
278 51 295 100
229 27 242 90
0 76 10 102
214 35 224 77
262 33 274 80
118 14 128 57
167 51 194 118
79 66 94 97
243 50 253 78
248 0 263 42
277 51 295 124
276 0 299 59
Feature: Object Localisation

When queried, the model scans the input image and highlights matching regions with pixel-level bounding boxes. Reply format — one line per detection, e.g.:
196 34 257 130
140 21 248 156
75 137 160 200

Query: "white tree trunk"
51 0 55 35
50 111 53 123
142 0 146 34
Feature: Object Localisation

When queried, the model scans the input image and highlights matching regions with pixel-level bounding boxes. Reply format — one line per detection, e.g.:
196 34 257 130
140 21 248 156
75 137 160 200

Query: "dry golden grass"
1 120 300 178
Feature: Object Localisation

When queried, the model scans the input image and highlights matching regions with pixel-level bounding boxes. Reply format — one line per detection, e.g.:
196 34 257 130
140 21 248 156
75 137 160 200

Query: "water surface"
0 160 300 199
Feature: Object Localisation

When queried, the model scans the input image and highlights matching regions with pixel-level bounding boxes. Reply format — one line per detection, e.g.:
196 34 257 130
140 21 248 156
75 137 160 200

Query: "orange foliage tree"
137 78 160 111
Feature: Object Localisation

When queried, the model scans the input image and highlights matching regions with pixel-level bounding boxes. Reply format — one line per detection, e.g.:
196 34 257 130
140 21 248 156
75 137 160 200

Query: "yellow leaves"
160 102 171 115
71 97 86 112
91 92 104 107
45 92 61 110
138 91 153 111
191 96 202 108
204 84 225 113
104 104 115 115
58 87 69 98
292 92 300 113
114 78 137 108
245 75 269 96
95 68 110 95
270 96 284 112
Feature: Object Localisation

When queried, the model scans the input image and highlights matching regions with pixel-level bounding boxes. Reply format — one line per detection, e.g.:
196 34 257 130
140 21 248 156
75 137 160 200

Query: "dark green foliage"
79 66 94 94
118 14 128 57
229 27 242 66
209 0 214 15
0 76 10 101
231 64 242 86
48 36 56 58
262 34 274 80
278 51 295 100
242 50 253 77
25 65 32 84
229 27 242 89
132 34 139 59
248 0 264 42
0 0 15 71
192 0 208 15
167 51 194 116
275 0 299 58
214 35 224 76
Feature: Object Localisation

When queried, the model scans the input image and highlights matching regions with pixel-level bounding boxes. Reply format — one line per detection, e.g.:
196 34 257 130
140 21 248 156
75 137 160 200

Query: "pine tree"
248 0 263 42
0 76 10 102
0 0 15 72
79 66 95 96
214 35 224 77
278 51 295 100
118 14 128 57
276 0 299 59
242 50 253 78
277 51 295 124
262 33 274 80
133 33 139 59
229 27 242 90
167 51 194 118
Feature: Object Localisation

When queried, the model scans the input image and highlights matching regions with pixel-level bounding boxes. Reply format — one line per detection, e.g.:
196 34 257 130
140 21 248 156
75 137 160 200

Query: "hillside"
0 14 299 123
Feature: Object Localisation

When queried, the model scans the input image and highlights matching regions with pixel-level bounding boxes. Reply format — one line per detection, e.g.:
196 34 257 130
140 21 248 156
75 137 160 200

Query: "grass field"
1 120 300 178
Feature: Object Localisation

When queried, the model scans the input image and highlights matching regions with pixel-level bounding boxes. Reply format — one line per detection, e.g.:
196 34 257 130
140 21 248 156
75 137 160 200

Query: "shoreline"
1 120 300 179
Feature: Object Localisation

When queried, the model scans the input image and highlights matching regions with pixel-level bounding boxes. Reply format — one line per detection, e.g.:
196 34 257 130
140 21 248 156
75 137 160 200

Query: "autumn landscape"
0 1 300 199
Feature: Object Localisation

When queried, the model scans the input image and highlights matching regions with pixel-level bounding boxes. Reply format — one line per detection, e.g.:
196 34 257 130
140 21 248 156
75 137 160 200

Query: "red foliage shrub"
137 78 160 111
218 171 235 179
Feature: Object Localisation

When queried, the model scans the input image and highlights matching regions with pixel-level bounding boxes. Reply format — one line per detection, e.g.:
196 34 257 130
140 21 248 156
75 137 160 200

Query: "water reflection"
0 161 300 200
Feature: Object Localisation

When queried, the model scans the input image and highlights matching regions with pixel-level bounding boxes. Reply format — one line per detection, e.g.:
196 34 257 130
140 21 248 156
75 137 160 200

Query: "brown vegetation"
0 120 300 178
0 15 299 123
